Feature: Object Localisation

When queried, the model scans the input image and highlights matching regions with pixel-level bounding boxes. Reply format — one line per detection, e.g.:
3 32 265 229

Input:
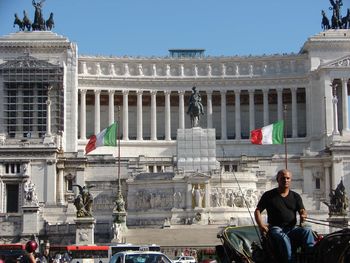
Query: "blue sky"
0 0 349 57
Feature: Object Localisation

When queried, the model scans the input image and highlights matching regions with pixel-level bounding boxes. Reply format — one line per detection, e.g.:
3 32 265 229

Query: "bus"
108 244 161 259
50 245 109 263
0 244 26 262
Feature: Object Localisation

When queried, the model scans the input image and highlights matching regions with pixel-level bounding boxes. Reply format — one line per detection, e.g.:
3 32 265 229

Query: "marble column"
342 78 349 133
151 90 157 141
305 86 311 137
94 90 101 134
108 90 115 125
206 91 213 128
249 90 255 134
263 88 269 126
137 90 143 140
122 90 129 140
332 83 340 135
235 90 241 140
277 88 283 121
179 91 185 129
46 98 52 136
57 163 65 205
164 90 171 141
324 163 331 197
80 90 87 139
221 90 227 140
291 87 298 138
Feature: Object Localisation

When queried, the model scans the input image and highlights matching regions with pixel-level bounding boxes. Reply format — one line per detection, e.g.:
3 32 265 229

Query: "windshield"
125 254 172 263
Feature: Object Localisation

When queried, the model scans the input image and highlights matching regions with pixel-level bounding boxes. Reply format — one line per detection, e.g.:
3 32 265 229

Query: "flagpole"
283 104 288 169
118 106 121 195
114 106 126 221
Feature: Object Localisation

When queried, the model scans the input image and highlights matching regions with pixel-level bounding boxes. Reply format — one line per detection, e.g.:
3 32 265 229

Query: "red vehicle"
50 245 109 263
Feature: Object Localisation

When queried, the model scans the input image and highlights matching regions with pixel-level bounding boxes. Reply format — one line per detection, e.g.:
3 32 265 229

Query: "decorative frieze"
78 56 308 78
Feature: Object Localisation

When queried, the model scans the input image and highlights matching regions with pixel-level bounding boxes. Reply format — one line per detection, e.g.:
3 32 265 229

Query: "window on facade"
315 178 321 190
224 165 230 172
5 163 20 174
6 184 19 213
67 178 73 191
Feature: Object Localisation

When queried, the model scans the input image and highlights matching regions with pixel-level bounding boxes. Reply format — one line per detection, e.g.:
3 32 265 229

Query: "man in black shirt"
254 169 315 263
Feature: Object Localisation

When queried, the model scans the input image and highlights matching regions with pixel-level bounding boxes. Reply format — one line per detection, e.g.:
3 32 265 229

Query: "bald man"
254 169 315 263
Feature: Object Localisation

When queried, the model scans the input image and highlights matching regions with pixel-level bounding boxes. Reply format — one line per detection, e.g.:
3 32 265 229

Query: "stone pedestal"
111 211 128 243
177 128 219 173
22 205 40 235
74 217 96 245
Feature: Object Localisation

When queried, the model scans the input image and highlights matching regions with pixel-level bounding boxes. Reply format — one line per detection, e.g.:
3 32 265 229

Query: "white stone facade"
0 30 349 243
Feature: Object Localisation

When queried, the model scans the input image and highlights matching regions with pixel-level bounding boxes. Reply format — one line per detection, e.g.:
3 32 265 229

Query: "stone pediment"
0 54 58 70
186 172 211 181
319 55 350 69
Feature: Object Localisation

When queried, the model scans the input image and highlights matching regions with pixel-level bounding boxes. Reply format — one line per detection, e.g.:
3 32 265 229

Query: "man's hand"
299 208 307 223
259 224 269 236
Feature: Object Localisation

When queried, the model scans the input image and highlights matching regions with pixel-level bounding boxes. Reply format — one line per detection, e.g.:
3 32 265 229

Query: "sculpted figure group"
14 0 54 31
321 0 350 30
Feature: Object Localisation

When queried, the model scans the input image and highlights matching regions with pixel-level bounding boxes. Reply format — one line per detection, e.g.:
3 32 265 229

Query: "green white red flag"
250 120 284 145
85 123 117 154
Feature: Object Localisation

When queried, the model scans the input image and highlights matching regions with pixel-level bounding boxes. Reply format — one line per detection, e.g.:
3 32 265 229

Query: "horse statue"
187 86 204 128
321 10 331 30
32 0 46 31
46 12 54 30
331 8 342 29
342 8 350 29
13 13 24 31
22 10 32 31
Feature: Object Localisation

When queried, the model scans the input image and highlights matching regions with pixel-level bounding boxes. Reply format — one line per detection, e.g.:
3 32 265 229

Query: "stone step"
124 225 223 247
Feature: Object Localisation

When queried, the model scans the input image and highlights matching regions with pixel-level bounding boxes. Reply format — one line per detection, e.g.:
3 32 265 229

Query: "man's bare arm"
254 208 268 235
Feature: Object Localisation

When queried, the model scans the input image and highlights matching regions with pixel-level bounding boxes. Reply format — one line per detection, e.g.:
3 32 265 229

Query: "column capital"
136 90 143 95
234 89 241 95
80 89 87 95
178 90 185 95
164 90 171 95
262 88 269 94
206 90 213 96
220 89 227 95
150 90 157 96
94 89 101 95
290 87 298 93
122 89 129 95
108 89 115 95
276 88 283 94
248 89 255 94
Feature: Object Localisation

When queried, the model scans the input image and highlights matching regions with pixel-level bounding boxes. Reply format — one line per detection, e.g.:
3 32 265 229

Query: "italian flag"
250 120 284 145
85 123 117 154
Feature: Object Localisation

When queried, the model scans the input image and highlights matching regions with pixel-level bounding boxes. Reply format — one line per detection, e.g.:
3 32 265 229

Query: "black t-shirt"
256 188 304 228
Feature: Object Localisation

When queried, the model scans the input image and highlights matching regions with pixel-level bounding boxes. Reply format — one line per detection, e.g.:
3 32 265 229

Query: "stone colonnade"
78 87 305 141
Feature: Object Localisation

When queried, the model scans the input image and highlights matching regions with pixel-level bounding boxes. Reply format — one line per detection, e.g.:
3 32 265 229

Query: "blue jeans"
268 226 315 263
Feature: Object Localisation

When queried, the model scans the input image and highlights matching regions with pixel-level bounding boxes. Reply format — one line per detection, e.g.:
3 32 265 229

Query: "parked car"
172 256 196 263
109 250 172 263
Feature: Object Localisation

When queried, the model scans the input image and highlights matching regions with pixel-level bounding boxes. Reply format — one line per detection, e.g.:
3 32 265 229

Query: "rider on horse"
187 86 204 115
187 86 204 127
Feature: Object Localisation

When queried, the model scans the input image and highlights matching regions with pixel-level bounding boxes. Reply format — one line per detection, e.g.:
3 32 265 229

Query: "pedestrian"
38 241 52 263
19 240 38 263
254 169 315 263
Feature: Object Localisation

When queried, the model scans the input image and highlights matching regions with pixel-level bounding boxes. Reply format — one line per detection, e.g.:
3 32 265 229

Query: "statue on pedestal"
187 86 204 128
73 185 95 217
323 180 349 216
23 180 38 205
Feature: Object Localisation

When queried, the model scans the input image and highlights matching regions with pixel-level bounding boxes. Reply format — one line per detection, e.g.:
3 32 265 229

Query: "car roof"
114 251 164 256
